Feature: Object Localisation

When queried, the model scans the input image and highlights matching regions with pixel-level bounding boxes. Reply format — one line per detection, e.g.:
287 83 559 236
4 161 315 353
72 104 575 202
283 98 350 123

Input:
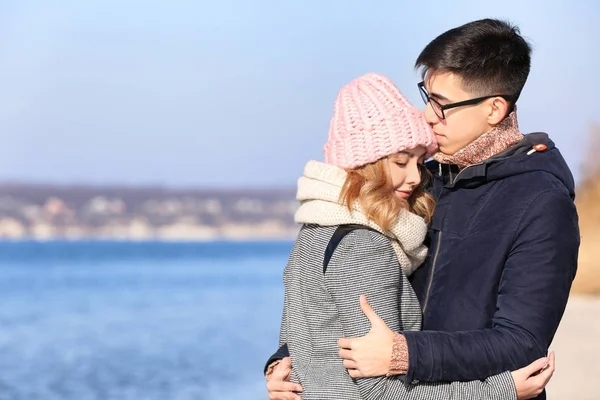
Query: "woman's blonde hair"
339 157 435 232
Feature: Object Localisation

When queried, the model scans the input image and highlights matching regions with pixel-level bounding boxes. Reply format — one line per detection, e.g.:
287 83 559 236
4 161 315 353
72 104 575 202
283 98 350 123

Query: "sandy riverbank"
546 295 600 399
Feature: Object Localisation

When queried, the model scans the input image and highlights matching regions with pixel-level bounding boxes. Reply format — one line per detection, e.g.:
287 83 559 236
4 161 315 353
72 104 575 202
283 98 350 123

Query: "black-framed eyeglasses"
418 81 516 120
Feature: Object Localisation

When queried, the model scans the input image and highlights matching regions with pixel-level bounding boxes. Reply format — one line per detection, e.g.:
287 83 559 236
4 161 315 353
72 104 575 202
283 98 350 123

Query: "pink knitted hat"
324 73 438 170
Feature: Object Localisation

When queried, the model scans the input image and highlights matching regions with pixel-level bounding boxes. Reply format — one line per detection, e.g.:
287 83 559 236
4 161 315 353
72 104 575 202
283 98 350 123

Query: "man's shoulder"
500 168 573 198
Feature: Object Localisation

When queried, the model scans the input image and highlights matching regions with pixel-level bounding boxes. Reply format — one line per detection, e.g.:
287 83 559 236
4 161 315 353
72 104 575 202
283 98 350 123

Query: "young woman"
267 73 553 400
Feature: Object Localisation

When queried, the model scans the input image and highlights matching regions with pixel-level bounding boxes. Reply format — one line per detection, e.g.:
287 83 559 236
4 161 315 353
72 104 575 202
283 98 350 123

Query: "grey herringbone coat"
279 224 516 400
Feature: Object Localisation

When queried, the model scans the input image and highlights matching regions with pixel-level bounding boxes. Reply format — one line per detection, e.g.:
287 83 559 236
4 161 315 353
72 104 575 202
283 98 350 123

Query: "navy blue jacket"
405 133 579 398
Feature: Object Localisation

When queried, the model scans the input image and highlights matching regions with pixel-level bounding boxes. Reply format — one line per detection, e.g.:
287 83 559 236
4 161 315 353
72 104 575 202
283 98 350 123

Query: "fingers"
524 351 556 397
521 355 549 376
338 338 353 350
539 351 556 384
280 356 292 368
343 359 358 369
530 363 553 386
272 363 291 381
359 294 368 306
338 348 355 361
360 295 388 328
547 351 556 371
348 368 364 379
359 295 379 323
267 380 303 399
272 366 291 381
274 357 292 379
267 379 303 392
268 389 302 400
268 394 301 400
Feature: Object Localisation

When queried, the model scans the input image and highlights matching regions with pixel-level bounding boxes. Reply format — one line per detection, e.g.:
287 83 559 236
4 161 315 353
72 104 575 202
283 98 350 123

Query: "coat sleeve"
403 189 580 382
264 234 300 375
262 296 290 375
326 230 517 400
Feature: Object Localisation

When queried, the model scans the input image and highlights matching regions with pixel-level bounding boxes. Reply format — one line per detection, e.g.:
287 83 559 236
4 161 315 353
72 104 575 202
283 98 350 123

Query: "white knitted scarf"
295 160 429 276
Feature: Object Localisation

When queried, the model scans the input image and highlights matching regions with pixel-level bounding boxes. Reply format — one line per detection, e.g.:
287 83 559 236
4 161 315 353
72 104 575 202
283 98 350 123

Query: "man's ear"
487 97 511 125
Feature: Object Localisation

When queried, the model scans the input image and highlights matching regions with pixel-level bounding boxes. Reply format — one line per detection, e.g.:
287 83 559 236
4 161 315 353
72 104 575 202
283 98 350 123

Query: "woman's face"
386 146 427 201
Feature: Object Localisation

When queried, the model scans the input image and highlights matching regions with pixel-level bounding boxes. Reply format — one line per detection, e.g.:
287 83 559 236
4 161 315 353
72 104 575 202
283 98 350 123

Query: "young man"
265 19 579 400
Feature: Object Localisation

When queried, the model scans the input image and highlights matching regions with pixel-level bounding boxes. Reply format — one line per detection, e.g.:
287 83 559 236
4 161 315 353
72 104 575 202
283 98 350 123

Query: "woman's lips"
396 190 412 199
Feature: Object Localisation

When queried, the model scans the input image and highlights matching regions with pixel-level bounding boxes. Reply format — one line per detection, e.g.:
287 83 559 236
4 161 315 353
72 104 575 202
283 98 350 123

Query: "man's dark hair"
416 19 532 101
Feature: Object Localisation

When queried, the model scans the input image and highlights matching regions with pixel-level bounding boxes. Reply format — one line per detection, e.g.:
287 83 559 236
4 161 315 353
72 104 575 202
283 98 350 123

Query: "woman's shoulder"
342 226 390 244
295 224 396 257
334 227 396 261
325 227 400 281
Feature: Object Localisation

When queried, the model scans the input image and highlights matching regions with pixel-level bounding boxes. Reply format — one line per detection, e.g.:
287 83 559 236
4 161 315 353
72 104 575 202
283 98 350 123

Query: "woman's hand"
266 357 303 400
337 295 395 378
511 351 555 400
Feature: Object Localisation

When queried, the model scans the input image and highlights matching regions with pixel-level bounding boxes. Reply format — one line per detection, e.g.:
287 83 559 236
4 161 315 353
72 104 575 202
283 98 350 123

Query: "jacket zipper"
421 162 477 313
451 162 482 185
422 231 442 314
422 160 494 312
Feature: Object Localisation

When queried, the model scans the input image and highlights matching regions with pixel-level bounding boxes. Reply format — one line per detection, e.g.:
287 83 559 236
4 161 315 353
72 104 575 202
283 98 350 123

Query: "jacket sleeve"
264 235 300 375
263 291 290 374
326 230 517 400
263 302 290 374
403 189 580 382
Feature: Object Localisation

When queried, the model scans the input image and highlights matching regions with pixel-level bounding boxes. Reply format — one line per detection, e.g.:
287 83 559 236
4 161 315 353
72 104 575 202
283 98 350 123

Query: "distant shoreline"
0 237 296 244
0 183 300 242
0 236 297 244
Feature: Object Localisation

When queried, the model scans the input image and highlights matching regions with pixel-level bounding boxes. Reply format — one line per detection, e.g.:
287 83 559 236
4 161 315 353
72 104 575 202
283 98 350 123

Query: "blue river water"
0 240 292 400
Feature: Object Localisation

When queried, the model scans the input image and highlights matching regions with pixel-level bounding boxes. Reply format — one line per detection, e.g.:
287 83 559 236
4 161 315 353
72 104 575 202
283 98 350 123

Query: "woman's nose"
407 164 422 187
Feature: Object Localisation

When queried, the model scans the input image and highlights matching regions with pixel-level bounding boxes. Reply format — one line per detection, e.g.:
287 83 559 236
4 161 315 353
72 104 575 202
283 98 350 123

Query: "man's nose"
423 102 439 125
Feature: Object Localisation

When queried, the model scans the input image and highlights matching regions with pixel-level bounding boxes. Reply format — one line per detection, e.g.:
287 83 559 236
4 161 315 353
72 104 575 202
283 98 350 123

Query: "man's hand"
266 357 303 400
337 295 395 378
511 351 556 400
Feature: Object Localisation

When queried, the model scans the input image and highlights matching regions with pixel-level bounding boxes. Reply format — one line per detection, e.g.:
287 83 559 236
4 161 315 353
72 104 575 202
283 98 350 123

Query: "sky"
0 0 598 188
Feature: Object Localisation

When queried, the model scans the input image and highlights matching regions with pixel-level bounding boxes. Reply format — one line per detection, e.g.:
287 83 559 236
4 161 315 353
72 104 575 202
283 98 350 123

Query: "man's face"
422 72 493 155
